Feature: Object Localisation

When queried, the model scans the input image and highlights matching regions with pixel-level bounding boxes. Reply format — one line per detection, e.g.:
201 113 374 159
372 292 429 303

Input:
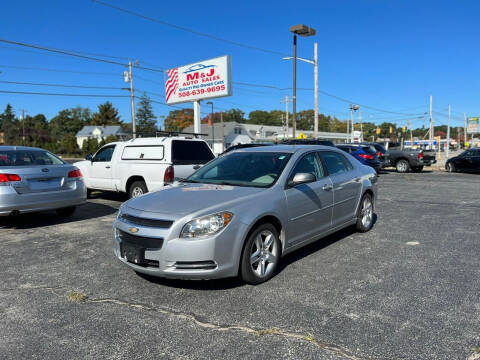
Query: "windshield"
0 150 65 167
186 152 292 188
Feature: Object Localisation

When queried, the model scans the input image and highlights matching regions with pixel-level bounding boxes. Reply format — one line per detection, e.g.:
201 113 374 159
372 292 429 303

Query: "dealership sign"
165 55 232 105
467 117 479 134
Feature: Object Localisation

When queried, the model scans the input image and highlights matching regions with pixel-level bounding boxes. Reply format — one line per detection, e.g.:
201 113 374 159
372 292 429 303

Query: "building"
183 121 348 154
75 125 129 149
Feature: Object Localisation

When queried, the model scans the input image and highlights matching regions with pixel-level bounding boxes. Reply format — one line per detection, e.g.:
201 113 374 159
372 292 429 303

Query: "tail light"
68 169 83 178
377 152 384 157
164 165 174 184
417 151 424 160
358 154 374 160
0 173 21 183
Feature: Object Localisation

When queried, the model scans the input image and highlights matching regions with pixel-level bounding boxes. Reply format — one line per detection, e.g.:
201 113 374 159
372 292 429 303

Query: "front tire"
446 162 456 173
129 181 148 199
356 194 374 232
56 206 76 217
396 159 410 173
240 224 281 285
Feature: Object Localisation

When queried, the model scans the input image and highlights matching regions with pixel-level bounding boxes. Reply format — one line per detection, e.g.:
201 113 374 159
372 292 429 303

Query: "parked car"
282 139 335 147
336 144 381 172
113 145 377 284
384 146 436 173
360 142 390 168
0 146 86 216
75 136 215 199
222 143 271 155
446 149 480 173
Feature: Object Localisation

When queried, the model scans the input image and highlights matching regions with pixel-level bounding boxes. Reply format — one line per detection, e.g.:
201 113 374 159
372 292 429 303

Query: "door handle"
105 165 111 169
322 184 333 191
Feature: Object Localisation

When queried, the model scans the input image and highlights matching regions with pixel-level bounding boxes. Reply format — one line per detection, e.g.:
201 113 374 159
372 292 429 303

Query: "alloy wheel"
361 197 373 228
131 186 144 198
250 230 279 278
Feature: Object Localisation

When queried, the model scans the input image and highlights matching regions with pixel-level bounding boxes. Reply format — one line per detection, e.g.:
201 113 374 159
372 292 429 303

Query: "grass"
66 290 88 302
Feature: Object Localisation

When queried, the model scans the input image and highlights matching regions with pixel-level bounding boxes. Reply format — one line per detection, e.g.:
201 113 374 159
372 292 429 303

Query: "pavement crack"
76 295 371 360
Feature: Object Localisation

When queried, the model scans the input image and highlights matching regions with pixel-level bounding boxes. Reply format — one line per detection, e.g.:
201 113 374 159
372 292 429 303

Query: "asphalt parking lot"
0 171 479 360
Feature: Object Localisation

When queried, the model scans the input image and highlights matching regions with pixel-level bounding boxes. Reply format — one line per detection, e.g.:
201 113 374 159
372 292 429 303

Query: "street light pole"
207 101 214 151
446 104 451 159
289 24 316 140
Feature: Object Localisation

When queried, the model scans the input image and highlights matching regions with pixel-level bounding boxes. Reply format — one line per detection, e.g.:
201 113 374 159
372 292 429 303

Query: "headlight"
180 212 233 238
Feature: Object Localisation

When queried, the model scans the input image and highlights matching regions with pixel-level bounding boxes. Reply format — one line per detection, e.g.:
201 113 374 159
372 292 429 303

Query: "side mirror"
85 154 93 161
288 172 316 188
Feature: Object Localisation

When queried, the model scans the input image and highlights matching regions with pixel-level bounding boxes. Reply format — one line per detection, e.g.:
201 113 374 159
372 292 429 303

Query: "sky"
1 0 479 130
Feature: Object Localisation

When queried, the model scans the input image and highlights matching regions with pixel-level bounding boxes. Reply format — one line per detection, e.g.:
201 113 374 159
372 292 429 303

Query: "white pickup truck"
74 136 215 198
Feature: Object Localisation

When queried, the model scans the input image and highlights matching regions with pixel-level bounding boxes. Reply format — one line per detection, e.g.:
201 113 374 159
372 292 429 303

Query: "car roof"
120 136 207 146
234 144 337 154
0 145 46 151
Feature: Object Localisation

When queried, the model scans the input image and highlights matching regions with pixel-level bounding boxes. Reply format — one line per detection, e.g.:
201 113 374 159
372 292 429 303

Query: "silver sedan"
113 145 377 284
0 146 86 217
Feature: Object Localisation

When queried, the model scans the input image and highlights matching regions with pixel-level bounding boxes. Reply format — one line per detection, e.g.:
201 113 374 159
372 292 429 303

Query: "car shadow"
88 190 129 202
139 214 378 290
0 202 118 229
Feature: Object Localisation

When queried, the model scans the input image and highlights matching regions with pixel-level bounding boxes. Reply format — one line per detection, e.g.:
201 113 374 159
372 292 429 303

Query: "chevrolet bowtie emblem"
129 227 139 233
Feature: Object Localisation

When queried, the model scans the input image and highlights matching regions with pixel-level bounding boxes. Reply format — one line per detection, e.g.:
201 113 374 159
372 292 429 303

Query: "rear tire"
129 181 148 199
446 162 456 173
412 166 424 173
356 194 374 232
396 159 410 173
240 224 281 285
56 206 76 217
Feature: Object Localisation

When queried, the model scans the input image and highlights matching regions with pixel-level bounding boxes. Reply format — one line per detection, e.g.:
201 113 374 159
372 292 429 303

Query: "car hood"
125 183 265 216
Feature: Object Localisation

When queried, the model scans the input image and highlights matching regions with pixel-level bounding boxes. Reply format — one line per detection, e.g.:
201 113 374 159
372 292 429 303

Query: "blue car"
336 144 381 172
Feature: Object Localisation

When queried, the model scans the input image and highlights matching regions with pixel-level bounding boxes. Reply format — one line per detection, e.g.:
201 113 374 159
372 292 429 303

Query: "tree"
104 134 118 144
59 134 79 155
0 104 19 145
91 102 121 126
135 93 157 136
82 138 99 156
49 107 91 139
164 109 193 131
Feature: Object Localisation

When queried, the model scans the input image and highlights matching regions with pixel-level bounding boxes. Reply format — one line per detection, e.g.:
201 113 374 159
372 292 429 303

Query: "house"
75 125 129 149
183 121 348 154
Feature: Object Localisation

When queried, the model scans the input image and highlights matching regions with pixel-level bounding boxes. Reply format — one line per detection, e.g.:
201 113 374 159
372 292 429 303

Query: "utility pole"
281 96 290 138
359 111 363 142
313 42 318 138
220 112 224 153
20 109 26 145
446 104 451 158
292 34 297 139
429 95 433 150
464 112 467 147
124 61 136 138
408 119 413 147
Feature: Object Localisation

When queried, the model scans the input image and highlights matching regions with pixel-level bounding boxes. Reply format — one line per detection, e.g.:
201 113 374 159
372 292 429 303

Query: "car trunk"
7 165 74 194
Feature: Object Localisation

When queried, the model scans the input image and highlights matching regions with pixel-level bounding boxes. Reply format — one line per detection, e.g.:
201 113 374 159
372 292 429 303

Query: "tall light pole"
282 41 318 138
206 101 214 150
290 24 316 139
124 61 138 138
446 104 451 159
349 104 359 143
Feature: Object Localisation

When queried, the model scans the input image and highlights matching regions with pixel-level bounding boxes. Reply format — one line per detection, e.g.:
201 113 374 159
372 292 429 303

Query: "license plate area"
120 242 146 265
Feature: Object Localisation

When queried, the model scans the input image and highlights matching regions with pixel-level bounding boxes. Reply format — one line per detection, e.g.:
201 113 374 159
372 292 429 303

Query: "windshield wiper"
178 178 201 183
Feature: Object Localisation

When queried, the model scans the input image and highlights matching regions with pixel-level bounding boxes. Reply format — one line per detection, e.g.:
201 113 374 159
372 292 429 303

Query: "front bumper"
0 180 87 216
113 216 248 280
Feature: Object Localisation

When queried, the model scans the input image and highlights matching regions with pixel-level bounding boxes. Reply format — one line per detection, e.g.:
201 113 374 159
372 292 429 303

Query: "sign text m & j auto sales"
165 55 232 105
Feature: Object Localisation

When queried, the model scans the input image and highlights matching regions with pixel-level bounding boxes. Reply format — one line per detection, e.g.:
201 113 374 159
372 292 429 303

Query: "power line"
0 38 163 73
0 80 123 90
92 0 288 57
0 89 129 98
0 64 119 76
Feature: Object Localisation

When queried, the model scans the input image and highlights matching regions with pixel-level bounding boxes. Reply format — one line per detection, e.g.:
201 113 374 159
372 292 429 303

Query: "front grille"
120 213 173 229
118 230 164 249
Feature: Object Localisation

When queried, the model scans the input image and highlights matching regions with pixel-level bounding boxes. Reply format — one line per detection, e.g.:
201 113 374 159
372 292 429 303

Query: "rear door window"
172 140 215 165
319 151 350 175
